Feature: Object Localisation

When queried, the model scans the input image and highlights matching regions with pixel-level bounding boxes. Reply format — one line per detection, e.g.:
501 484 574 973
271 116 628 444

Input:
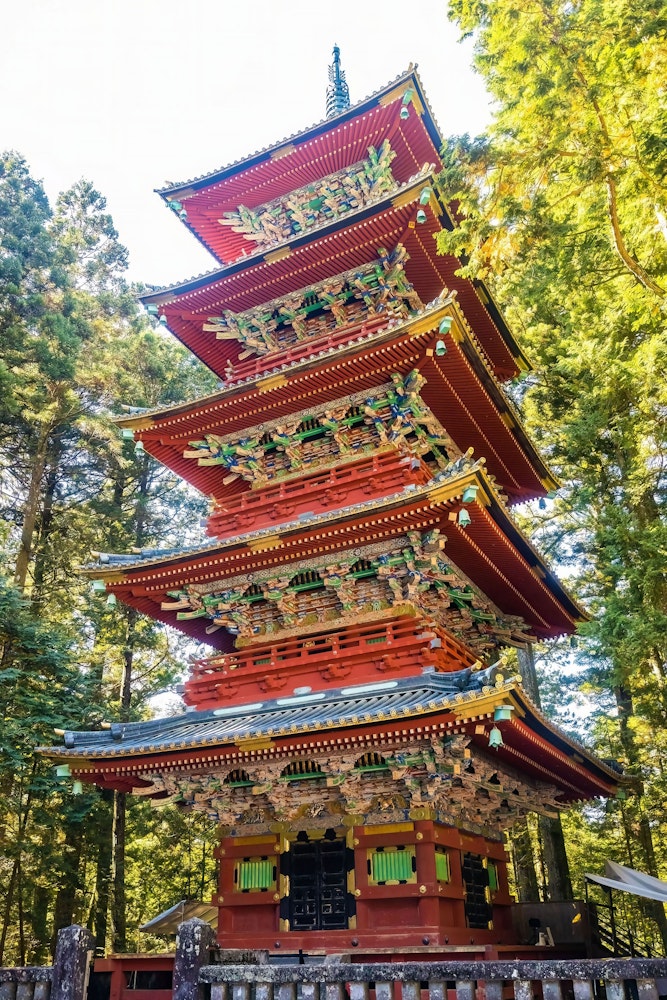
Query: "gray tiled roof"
50 667 501 758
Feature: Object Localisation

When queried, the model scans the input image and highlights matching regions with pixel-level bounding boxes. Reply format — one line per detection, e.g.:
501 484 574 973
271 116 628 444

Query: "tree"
0 154 218 961
439 0 667 946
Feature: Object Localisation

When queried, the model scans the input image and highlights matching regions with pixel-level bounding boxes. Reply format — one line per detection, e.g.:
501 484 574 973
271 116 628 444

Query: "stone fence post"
173 919 215 1000
51 926 94 1000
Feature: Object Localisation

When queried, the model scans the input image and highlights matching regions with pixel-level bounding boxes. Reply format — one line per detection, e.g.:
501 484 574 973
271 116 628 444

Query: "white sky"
2 0 491 286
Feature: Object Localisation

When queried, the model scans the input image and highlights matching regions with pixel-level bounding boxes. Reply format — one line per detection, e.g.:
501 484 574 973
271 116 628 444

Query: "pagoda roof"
83 464 582 645
42 668 621 803
141 172 528 383
118 300 557 504
157 68 444 266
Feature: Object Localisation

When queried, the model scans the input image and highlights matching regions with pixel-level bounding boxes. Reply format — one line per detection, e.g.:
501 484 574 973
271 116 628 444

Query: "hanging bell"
488 726 504 750
400 106 410 120
106 593 117 607
178 208 188 220
457 508 472 528
435 340 447 357
72 780 84 796
134 439 145 455
416 209 427 224
159 314 168 325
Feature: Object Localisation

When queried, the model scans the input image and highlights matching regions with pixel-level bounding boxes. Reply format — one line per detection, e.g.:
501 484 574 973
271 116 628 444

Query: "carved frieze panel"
218 141 397 251
183 371 457 486
203 243 423 361
162 529 534 651
140 735 565 838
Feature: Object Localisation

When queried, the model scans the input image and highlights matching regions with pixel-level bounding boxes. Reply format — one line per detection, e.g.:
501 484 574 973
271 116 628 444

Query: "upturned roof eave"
138 169 438 305
113 297 458 429
139 175 527 388
38 673 622 799
154 68 437 200
78 463 488 575
79 462 587 628
113 298 556 500
504 686 628 788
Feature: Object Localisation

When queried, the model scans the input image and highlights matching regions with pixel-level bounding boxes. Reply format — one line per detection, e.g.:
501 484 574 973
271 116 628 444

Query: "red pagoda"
45 54 621 957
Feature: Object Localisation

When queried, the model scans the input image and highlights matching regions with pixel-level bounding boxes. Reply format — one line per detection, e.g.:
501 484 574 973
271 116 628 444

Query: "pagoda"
45 55 622 957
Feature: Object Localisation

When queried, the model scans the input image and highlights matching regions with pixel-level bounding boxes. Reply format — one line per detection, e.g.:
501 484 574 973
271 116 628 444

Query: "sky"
2 0 492 287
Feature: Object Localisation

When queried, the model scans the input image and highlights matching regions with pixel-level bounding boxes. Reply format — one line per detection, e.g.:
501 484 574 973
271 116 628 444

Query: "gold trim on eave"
271 145 296 160
429 476 491 508
235 736 274 751
378 84 425 115
263 247 292 264
257 374 288 393
408 307 453 338
391 188 419 210
247 535 283 552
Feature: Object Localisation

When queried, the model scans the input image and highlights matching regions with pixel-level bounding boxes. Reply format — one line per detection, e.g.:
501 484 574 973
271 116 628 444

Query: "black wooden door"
289 838 348 931
462 851 493 929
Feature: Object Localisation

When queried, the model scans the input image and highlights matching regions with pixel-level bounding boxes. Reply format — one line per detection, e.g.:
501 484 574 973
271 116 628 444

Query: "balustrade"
201 959 667 1000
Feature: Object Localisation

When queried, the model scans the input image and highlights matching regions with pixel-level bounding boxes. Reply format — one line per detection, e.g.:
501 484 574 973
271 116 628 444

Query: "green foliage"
441 0 667 946
0 152 218 962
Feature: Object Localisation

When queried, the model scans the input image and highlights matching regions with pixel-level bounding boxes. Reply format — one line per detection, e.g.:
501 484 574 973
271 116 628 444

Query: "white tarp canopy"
585 861 667 903
139 899 218 934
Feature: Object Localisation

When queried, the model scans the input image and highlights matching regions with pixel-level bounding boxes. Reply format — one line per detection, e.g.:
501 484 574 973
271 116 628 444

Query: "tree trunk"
638 812 667 953
51 819 84 953
14 431 49 594
111 608 138 953
517 646 541 705
0 781 34 965
17 851 26 965
31 885 50 964
615 684 667 953
110 454 150 952
111 790 127 953
32 441 62 604
538 815 574 901
92 790 114 956
517 645 573 899
510 816 541 901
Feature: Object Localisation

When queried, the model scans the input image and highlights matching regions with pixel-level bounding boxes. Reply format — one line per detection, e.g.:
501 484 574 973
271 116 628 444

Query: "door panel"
288 838 348 931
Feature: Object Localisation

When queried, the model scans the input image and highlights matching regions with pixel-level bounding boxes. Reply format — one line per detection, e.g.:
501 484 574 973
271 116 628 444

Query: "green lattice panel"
435 849 451 883
369 847 415 885
236 858 275 892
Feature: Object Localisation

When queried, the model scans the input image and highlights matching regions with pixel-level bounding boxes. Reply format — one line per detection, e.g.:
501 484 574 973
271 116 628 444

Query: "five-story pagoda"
44 53 622 957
